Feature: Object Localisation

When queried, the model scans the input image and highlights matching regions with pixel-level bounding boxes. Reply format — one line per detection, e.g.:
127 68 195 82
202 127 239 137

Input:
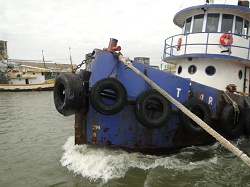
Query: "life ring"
90 78 127 115
134 89 172 128
244 109 250 136
179 99 212 134
220 33 233 46
53 72 84 116
220 104 244 139
177 38 182 51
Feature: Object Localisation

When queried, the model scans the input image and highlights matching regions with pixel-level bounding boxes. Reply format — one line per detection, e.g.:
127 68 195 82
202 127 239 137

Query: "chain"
73 53 95 71
74 60 86 71
108 62 118 78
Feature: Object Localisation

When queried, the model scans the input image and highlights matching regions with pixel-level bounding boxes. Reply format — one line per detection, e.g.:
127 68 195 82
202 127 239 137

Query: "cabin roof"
173 4 250 28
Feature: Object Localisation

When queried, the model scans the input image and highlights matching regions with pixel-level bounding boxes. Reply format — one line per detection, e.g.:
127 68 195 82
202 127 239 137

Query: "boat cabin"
163 1 250 93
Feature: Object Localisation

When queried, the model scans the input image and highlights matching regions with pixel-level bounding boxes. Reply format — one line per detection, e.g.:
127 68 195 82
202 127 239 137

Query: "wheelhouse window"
221 14 233 33
206 14 219 32
235 16 243 35
184 17 192 34
193 14 204 33
244 20 249 38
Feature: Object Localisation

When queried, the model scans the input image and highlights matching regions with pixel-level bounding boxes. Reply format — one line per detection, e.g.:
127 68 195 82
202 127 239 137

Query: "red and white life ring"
220 33 233 46
177 38 182 51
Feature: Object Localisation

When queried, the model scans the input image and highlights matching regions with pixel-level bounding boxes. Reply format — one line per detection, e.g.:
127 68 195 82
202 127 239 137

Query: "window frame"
221 14 234 33
206 13 220 32
184 17 192 34
192 14 205 33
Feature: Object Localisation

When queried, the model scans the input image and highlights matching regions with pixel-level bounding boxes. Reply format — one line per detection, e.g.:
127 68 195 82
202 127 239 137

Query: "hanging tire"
134 89 172 128
220 104 244 139
180 99 212 134
90 78 127 115
53 72 84 116
245 109 250 136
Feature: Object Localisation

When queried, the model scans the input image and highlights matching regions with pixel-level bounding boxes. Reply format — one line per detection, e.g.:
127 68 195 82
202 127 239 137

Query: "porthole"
178 66 182 74
238 70 243 80
205 66 216 76
188 65 197 74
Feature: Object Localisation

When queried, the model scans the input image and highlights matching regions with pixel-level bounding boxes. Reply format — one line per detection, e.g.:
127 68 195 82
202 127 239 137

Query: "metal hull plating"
69 50 248 154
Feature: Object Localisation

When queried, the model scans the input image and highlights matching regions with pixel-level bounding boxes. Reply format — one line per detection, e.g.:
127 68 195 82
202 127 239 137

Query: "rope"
222 91 239 113
118 55 250 167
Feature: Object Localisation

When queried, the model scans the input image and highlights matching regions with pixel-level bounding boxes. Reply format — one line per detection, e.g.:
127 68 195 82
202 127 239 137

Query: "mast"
69 47 73 71
42 50 46 68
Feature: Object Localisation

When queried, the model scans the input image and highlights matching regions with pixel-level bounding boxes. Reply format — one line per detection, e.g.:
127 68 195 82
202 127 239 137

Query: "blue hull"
53 50 248 155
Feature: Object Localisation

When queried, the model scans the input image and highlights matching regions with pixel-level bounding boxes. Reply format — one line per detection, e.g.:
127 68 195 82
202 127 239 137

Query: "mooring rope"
118 55 250 167
222 91 239 113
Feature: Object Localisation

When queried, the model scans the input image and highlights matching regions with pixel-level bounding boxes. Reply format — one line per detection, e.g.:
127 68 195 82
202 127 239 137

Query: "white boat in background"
0 40 55 91
0 64 54 91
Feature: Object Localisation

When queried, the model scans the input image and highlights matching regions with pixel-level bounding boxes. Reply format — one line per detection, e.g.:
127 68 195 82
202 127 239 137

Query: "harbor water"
0 91 250 187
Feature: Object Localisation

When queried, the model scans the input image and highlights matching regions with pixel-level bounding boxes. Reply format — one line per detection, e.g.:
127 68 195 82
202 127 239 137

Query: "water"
0 91 250 187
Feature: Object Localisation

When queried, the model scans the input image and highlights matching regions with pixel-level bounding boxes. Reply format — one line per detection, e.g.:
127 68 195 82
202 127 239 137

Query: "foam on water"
61 136 219 183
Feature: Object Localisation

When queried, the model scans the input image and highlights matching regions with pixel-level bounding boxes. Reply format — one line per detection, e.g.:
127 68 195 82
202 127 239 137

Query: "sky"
0 0 238 67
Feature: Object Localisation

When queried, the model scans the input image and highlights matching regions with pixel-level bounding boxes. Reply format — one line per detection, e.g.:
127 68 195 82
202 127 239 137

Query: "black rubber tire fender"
220 104 245 139
244 109 250 136
90 78 127 115
179 99 212 134
53 72 84 116
134 89 172 128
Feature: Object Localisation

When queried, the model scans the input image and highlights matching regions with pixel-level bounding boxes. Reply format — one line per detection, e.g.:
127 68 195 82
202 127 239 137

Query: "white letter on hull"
208 96 213 105
177 88 181 98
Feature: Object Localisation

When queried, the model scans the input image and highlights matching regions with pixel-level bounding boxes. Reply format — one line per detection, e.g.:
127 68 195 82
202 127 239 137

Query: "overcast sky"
0 0 238 67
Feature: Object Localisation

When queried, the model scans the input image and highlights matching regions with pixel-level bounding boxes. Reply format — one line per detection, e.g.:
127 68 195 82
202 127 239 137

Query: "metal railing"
163 32 250 62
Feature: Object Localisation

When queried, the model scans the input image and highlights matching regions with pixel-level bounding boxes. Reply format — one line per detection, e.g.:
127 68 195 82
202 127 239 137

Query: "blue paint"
81 49 249 153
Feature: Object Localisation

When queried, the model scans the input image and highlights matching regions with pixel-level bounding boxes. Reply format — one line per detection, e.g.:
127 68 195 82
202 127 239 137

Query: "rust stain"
103 127 110 132
75 108 88 145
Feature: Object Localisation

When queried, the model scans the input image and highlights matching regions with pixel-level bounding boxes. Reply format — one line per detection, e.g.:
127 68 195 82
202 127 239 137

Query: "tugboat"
54 0 250 155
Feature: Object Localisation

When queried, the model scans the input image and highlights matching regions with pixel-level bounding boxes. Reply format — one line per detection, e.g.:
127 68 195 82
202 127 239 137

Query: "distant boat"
53 0 250 155
0 40 54 91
